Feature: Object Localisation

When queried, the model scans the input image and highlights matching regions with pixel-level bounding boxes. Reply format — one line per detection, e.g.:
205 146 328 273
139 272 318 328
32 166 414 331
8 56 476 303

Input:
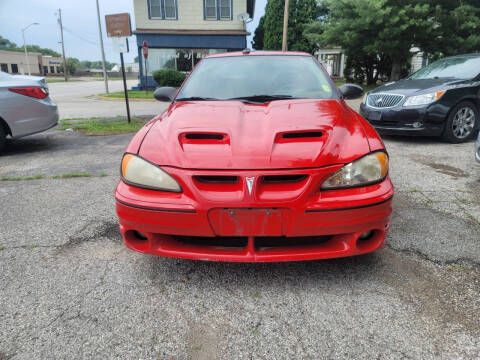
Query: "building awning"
134 29 250 36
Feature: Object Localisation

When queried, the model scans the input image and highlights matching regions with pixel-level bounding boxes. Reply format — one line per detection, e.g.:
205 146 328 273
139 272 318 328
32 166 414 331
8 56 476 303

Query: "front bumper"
359 103 447 136
115 166 394 262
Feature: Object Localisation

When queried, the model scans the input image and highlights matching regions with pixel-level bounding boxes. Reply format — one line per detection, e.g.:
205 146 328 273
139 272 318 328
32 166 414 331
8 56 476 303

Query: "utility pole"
96 0 109 93
57 9 68 81
282 0 290 51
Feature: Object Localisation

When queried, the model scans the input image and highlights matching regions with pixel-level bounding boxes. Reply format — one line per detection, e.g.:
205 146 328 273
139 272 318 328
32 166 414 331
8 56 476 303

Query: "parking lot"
1 93 479 359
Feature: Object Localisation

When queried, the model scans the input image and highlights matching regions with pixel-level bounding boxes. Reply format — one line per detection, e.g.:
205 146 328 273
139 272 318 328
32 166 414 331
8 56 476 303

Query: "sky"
0 0 267 65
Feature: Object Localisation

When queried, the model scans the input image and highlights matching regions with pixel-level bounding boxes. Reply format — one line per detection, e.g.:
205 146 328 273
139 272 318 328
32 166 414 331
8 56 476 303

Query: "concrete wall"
134 0 247 31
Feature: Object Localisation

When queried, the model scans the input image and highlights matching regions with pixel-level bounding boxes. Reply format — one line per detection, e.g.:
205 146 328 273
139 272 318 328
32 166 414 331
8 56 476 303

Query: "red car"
115 51 394 262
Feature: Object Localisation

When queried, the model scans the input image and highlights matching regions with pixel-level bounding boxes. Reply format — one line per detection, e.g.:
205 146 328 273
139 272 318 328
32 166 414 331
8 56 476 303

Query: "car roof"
205 50 312 59
441 53 480 60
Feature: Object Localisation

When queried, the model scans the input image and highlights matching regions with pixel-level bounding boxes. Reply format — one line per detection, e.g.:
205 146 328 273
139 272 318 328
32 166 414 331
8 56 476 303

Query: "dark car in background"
360 54 480 143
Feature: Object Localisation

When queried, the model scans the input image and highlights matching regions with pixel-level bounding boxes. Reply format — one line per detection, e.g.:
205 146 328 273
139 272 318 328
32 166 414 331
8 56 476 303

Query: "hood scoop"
275 130 324 143
282 131 322 139
179 132 230 150
184 133 224 140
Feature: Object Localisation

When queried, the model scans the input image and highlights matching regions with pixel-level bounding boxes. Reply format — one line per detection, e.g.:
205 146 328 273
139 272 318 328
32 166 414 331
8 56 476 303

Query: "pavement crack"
386 243 480 269
56 221 121 252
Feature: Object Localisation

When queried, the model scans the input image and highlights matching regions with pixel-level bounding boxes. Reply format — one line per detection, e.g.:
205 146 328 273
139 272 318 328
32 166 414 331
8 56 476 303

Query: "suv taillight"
9 87 48 99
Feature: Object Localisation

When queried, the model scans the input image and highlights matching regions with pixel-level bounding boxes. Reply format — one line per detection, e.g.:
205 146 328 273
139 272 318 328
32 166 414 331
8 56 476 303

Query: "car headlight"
403 90 445 107
361 92 369 105
121 154 182 192
321 152 389 189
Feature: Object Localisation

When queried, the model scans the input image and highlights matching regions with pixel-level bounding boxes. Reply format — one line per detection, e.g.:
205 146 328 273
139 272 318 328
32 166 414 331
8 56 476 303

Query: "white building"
132 0 256 88
0 50 64 75
315 47 346 78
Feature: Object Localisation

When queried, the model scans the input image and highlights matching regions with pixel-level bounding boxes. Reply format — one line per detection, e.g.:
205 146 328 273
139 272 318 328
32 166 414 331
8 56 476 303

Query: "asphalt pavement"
0 89 479 359
48 79 167 119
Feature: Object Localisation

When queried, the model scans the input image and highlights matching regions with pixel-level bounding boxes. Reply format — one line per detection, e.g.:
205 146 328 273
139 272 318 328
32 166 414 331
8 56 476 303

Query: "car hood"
371 78 470 96
139 99 371 169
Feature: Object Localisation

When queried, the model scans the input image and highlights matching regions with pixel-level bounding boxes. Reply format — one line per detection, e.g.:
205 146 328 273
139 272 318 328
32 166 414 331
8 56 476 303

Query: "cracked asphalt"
1 119 480 359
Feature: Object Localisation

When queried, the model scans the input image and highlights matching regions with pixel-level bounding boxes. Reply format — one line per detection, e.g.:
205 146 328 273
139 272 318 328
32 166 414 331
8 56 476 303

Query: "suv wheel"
442 101 478 143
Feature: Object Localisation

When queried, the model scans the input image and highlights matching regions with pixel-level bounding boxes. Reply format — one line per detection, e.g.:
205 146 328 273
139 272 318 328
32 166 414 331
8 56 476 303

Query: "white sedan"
0 71 58 152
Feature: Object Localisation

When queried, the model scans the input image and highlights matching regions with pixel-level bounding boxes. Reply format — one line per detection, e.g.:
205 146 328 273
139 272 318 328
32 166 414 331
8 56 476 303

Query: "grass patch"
191 345 202 351
0 175 44 181
58 116 147 135
100 90 154 100
0 245 5 251
51 173 91 179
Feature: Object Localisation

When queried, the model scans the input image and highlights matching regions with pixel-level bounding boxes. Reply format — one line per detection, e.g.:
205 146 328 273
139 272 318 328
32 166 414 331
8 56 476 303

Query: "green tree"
252 16 265 50
263 0 321 53
305 0 480 82
59 58 79 75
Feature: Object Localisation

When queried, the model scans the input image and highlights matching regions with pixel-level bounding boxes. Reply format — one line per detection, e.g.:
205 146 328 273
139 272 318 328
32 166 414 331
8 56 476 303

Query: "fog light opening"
358 230 374 241
133 230 148 241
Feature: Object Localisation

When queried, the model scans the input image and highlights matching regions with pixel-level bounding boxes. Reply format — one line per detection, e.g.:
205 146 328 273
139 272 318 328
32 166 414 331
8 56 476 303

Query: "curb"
90 95 157 102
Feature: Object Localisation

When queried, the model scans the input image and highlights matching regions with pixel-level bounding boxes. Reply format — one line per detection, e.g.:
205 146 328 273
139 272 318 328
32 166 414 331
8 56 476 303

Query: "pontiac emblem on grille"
246 176 255 195
376 97 383 105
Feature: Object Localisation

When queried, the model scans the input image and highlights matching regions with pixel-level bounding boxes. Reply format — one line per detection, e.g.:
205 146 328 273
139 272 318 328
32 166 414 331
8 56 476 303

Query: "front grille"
367 93 404 108
262 175 307 183
194 175 238 183
174 235 248 247
369 120 398 127
255 236 332 248
172 235 333 249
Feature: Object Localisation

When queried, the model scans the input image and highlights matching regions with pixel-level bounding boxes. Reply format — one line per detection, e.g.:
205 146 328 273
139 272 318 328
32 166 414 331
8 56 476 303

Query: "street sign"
105 13 131 37
105 14 132 124
112 37 129 53
142 41 148 59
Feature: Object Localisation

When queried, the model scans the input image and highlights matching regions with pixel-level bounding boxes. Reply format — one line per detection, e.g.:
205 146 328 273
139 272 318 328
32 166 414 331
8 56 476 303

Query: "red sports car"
115 51 394 262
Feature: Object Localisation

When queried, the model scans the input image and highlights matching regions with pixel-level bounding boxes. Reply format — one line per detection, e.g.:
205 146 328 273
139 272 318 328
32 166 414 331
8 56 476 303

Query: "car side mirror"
338 84 364 100
153 87 177 102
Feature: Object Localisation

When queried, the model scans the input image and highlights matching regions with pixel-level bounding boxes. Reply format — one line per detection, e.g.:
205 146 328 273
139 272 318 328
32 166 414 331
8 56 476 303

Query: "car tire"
0 125 5 153
442 101 478 143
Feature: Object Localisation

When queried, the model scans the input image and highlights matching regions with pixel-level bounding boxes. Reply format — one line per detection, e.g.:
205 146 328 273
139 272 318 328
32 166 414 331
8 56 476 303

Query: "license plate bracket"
367 111 382 121
208 208 287 236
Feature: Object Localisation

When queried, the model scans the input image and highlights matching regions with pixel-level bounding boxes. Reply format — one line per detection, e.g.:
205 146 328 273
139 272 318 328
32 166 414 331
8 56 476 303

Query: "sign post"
142 41 149 93
105 13 132 124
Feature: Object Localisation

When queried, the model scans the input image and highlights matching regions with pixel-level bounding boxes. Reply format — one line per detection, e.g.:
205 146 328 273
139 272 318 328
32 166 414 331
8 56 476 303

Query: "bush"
152 69 186 87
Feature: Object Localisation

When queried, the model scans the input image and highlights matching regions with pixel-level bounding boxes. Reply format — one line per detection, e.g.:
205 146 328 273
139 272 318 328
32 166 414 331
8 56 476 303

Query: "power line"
62 26 99 46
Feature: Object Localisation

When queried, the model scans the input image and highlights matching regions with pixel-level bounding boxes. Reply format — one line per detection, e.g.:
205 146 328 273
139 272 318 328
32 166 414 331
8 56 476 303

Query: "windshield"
409 56 480 80
176 55 335 101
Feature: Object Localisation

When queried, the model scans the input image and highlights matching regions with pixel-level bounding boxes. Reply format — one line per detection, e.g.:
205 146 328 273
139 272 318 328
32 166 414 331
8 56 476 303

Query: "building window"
205 0 217 20
11 64 18 73
219 0 231 19
44 66 48 74
205 0 231 20
164 0 176 19
149 0 177 20
1 64 7 72
145 48 228 75
50 66 55 73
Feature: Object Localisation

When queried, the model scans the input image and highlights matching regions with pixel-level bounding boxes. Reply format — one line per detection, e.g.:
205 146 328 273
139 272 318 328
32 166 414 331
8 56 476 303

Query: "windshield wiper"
175 96 219 101
227 94 295 103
